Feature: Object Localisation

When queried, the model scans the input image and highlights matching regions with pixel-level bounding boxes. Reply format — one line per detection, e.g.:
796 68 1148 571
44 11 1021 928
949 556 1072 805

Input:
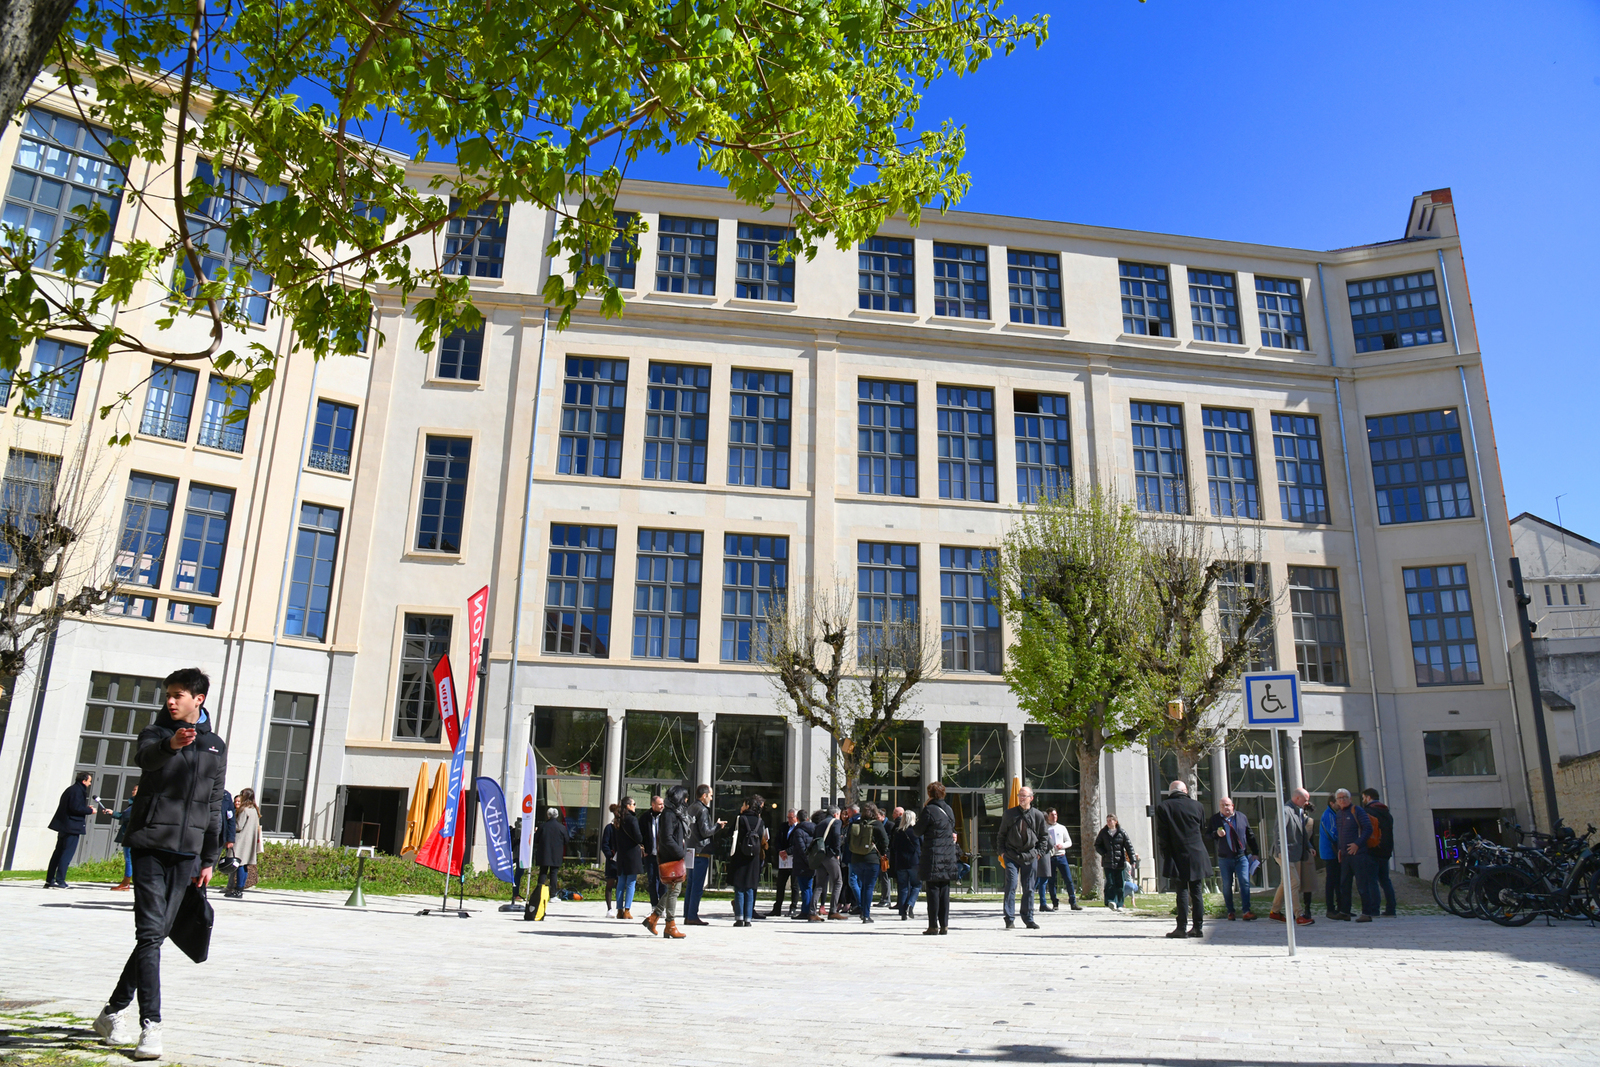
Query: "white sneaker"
93 1006 136 1046
132 1021 162 1060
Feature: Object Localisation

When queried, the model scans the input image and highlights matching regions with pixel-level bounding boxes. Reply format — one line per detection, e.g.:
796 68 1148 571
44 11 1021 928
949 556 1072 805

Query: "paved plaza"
2 881 1598 1067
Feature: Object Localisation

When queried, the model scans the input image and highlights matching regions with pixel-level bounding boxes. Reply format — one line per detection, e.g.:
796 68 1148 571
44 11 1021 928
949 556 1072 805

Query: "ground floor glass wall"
621 711 695 810
859 722 922 817
940 723 1007 890
533 706 607 859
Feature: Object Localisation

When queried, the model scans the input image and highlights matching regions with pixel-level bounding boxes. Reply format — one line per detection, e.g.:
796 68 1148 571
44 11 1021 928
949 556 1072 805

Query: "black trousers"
1174 877 1203 930
108 849 197 1024
1323 856 1342 914
46 832 81 885
924 880 951 931
644 857 661 908
537 865 560 891
770 866 793 911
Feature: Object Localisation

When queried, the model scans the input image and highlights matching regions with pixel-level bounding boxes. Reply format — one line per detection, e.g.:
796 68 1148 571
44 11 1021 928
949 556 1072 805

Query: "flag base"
415 907 471 918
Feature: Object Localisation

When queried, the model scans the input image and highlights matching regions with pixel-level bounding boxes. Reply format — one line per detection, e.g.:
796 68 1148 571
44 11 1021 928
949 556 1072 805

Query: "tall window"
590 211 636 288
544 524 615 657
643 363 710 483
0 450 60 566
141 364 198 441
261 692 316 834
1006 251 1061 326
632 529 703 661
937 386 996 502
115 473 177 590
3 108 124 279
1272 414 1328 524
436 326 483 381
655 216 717 295
727 370 790 489
179 159 282 324
1014 392 1070 503
558 357 626 478
198 376 248 452
442 199 507 278
1289 566 1347 686
309 400 357 474
1256 277 1307 350
858 236 915 312
1119 262 1172 337
395 614 451 741
858 542 919 651
285 504 341 642
858 379 917 496
1405 565 1481 686
1218 563 1275 672
1366 409 1472 525
1131 402 1187 513
1188 269 1240 343
933 244 989 319
940 547 1000 674
174 484 233 596
415 436 470 552
735 224 794 301
1348 270 1446 352
1201 407 1259 519
29 338 83 419
720 534 788 662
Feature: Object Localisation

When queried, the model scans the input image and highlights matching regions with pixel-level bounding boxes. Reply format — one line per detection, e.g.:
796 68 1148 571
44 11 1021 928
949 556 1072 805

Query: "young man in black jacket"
682 785 723 926
93 667 227 1061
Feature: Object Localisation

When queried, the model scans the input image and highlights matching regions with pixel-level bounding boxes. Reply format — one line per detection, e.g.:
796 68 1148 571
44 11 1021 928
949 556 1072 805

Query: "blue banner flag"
474 776 516 884
440 709 471 837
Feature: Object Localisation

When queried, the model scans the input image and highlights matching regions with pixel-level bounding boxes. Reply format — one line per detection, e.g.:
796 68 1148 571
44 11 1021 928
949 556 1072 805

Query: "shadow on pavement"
0 1019 128 1062
897 1046 1513 1066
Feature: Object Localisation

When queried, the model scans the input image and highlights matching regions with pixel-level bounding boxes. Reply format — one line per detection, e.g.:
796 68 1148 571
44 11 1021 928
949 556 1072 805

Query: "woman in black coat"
889 811 923 920
600 803 619 914
725 796 768 926
645 784 691 939
914 782 960 935
1094 815 1137 911
614 797 644 919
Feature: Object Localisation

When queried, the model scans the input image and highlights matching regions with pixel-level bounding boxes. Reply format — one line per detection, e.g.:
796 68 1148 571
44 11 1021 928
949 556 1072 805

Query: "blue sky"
625 1 1600 538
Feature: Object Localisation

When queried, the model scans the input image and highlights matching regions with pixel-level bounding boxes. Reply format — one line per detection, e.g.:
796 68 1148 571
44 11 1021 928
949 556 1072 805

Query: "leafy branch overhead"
0 0 1048 419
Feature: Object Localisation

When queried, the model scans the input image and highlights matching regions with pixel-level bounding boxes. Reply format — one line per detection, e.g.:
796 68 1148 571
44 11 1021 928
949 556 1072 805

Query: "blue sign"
1243 671 1301 725
440 710 471 837
474 776 516 884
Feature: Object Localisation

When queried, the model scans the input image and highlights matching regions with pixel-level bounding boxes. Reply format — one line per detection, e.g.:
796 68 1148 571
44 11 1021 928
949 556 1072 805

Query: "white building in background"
1511 513 1600 760
0 76 1542 881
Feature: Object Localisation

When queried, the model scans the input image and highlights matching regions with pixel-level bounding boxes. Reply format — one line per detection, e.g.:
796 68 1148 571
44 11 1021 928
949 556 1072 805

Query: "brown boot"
621 909 632 919
112 879 132 891
643 912 659 935
664 921 686 939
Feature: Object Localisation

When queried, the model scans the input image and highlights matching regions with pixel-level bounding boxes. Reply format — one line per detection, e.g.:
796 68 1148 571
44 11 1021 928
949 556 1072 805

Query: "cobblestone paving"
3 881 1597 1067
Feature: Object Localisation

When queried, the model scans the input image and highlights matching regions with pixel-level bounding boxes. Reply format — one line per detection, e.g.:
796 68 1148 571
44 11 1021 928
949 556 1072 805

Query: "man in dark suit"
639 794 665 910
46 771 107 888
1155 779 1211 939
768 809 800 917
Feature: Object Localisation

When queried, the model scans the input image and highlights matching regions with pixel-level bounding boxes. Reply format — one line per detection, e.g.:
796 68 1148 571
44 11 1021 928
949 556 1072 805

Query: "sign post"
1244 671 1301 958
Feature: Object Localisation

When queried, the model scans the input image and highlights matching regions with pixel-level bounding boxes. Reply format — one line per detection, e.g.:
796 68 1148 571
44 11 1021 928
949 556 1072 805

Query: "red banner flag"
414 815 466 875
432 654 460 751
460 585 490 716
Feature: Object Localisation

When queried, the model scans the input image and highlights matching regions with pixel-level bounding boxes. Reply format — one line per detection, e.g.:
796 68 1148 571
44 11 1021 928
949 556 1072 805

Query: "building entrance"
1226 729 1292 891
73 673 165 862
621 710 696 809
940 723 1007 891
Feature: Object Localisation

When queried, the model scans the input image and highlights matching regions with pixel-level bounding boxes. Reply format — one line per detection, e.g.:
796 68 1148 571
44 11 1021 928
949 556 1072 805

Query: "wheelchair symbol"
1258 684 1286 715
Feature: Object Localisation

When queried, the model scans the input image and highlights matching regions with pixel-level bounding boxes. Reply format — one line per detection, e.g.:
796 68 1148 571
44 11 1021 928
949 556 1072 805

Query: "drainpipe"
502 309 550 792
1315 264 1389 804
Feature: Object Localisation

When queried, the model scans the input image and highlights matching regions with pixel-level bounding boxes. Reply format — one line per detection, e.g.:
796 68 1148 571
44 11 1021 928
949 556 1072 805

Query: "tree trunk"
1174 747 1202 801
1076 735 1104 898
0 0 75 128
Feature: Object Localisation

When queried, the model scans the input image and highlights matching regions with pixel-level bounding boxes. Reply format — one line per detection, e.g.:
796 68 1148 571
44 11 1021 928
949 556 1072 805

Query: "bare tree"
1137 514 1276 797
757 579 940 803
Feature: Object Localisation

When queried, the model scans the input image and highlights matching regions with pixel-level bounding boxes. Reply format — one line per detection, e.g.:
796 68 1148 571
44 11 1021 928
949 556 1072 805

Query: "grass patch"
0 1005 191 1067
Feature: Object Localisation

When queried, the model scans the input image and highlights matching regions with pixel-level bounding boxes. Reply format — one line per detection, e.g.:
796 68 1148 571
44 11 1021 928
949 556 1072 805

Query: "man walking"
639 794 665 911
1331 788 1378 921
1361 788 1397 917
769 809 799 917
93 667 227 1061
1038 809 1081 912
1270 787 1317 926
46 771 105 889
1155 780 1210 939
1206 797 1259 921
998 786 1049 930
683 785 723 926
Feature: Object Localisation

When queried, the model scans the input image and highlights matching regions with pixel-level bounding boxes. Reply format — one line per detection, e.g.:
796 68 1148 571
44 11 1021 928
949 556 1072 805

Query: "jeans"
684 854 711 920
796 870 815 916
1103 867 1127 908
1323 856 1342 914
1371 856 1397 914
814 856 843 913
231 864 250 892
1218 854 1252 914
732 887 755 921
1339 851 1379 916
108 849 196 1024
123 848 133 879
1002 859 1037 923
617 873 638 912
1038 856 1078 908
46 832 80 886
893 868 921 915
1173 877 1203 930
924 880 951 931
848 861 879 919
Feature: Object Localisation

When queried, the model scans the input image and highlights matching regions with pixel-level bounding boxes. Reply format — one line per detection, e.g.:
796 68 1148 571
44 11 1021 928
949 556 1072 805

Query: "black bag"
1005 811 1036 853
168 884 213 964
735 817 762 859
805 819 834 869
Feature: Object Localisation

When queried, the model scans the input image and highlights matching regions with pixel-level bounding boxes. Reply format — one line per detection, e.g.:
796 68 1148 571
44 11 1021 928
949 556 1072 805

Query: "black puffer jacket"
124 710 228 867
915 800 960 882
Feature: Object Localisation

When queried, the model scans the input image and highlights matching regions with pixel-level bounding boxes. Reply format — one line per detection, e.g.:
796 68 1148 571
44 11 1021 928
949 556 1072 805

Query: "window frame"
308 399 358 474
1348 269 1447 352
720 534 788 663
435 325 485 382
173 482 234 598
178 158 283 324
284 503 342 642
936 385 996 502
642 363 711 484
141 363 199 443
544 524 616 658
858 236 916 313
114 472 178 591
1289 566 1347 687
857 379 918 497
414 435 472 554
1256 276 1308 351
1366 408 1473 525
1423 729 1497 778
1403 564 1482 687
197 375 249 453
932 243 990 320
1201 407 1260 519
1272 414 1329 524
1130 401 1188 514
441 198 508 279
26 338 84 420
393 612 452 742
3 108 126 281
1187 269 1241 344
1014 391 1070 503
1119 261 1172 337
655 216 718 295
631 528 704 662
857 541 920 657
939 546 1001 674
1005 250 1062 326
734 223 795 302
557 357 627 479
1217 562 1276 672
727 369 791 489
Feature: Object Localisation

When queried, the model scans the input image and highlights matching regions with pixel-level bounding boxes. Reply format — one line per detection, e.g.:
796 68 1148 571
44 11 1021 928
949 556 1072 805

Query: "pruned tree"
990 487 1156 896
757 579 939 804
1136 513 1276 797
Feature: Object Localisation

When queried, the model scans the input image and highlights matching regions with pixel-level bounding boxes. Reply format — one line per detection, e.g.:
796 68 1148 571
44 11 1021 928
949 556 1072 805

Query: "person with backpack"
915 783 959 935
998 786 1050 930
846 802 891 923
1331 788 1378 921
808 808 843 921
683 785 725 926
726 795 768 926
790 811 816 920
1361 788 1397 917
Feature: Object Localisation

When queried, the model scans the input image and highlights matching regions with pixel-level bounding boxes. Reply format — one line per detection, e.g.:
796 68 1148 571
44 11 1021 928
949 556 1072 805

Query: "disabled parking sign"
1243 671 1301 725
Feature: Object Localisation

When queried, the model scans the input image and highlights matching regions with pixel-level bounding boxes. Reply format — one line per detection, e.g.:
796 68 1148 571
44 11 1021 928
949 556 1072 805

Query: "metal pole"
1510 557 1561 829
502 310 549 793
1272 727 1295 957
459 642 492 909
3 605 64 870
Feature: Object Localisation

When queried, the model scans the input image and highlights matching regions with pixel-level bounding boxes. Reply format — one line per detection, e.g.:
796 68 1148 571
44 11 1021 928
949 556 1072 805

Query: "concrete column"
1210 743 1230 805
696 714 715 792
1006 725 1024 792
921 721 940 796
1284 731 1305 794
785 720 803 814
601 709 624 808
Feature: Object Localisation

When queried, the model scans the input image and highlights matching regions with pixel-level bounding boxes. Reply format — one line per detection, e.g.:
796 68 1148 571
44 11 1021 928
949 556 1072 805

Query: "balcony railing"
307 447 351 474
140 411 190 442
39 390 76 419
198 420 245 453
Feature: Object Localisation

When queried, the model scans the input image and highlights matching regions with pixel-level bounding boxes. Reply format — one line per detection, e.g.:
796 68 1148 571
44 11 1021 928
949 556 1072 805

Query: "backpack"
849 820 876 856
735 816 763 859
1005 810 1037 853
806 819 834 868
1364 811 1382 851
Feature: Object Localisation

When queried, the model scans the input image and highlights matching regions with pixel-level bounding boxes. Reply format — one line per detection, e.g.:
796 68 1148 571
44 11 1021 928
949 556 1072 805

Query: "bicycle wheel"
1477 866 1539 927
1449 872 1482 918
1583 864 1600 923
1433 864 1466 912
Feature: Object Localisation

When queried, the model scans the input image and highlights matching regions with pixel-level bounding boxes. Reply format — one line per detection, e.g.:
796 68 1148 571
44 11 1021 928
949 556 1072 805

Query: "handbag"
878 854 890 873
168 885 214 963
659 858 687 884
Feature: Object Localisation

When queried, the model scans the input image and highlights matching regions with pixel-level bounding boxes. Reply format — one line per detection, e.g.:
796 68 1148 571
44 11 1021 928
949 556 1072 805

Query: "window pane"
1423 730 1496 777
1118 261 1171 337
933 243 989 319
720 534 788 662
1187 269 1240 344
735 223 794 302
415 436 470 552
1272 413 1328 524
655 216 716 295
558 358 627 479
632 528 703 661
936 386 995 502
441 199 507 279
940 546 1000 673
1256 276 1307 350
1403 565 1481 686
1013 392 1070 503
394 614 450 740
1130 401 1187 513
1366 408 1472 525
1202 407 1259 519
1347 270 1446 352
1006 250 1062 326
858 379 917 497
544 524 615 658
858 236 915 313
642 363 711 484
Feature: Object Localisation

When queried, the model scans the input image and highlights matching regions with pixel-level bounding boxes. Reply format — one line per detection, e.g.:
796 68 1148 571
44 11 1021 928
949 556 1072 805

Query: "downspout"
1438 248 1533 824
502 309 550 790
1316 263 1388 803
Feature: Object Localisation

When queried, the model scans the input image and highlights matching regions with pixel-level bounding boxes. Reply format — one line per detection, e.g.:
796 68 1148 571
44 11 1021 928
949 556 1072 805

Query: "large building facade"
0 77 1536 883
